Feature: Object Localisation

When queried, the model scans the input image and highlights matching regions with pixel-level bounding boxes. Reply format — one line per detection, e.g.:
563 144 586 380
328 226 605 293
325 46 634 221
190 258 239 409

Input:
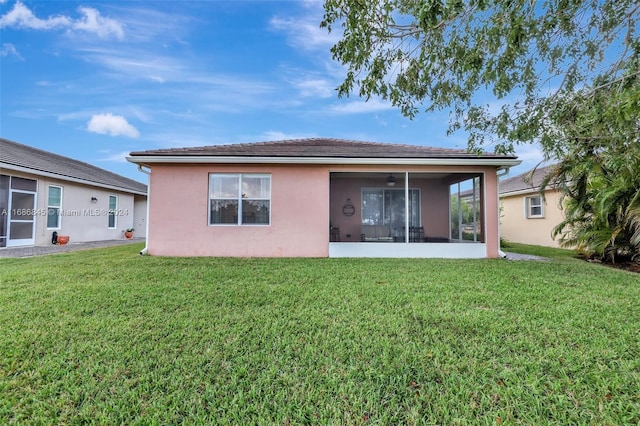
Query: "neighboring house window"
47 185 62 229
209 174 271 225
108 195 118 228
526 195 544 218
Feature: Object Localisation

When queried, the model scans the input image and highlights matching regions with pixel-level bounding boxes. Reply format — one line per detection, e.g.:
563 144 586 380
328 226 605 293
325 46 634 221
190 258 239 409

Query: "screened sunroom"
328 171 486 258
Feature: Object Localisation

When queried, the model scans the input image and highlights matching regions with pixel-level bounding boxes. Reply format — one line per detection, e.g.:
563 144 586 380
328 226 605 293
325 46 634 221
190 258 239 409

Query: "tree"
321 0 639 155
544 68 640 262
322 0 640 261
450 194 477 239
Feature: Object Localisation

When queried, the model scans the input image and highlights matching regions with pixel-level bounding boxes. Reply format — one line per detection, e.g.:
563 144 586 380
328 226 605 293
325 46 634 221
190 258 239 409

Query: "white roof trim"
127 155 522 168
499 187 554 197
1 162 147 196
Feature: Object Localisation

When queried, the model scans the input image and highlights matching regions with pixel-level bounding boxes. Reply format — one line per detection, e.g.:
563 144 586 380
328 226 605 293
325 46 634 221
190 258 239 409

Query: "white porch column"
404 172 409 243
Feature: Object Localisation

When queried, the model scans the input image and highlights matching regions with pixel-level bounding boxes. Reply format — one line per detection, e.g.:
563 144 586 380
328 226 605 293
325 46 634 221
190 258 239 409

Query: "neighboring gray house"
0 138 147 248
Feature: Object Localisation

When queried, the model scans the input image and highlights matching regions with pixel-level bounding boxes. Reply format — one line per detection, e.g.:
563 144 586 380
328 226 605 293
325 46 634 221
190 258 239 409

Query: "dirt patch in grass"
608 260 640 274
584 257 640 274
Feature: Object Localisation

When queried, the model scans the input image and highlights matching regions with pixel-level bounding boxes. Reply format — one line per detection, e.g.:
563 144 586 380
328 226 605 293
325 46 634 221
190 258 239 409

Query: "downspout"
497 167 511 258
497 166 511 178
137 164 151 255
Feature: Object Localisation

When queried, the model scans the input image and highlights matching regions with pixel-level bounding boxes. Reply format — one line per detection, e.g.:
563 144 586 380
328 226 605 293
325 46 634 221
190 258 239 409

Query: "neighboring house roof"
499 165 557 196
458 187 481 201
128 138 520 167
0 138 147 195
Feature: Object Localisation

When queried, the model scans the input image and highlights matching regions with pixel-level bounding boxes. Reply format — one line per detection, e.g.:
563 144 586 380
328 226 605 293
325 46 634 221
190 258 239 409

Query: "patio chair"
409 226 425 242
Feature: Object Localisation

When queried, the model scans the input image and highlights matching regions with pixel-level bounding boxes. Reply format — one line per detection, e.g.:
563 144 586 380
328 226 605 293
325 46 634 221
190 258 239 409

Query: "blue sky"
1 0 543 183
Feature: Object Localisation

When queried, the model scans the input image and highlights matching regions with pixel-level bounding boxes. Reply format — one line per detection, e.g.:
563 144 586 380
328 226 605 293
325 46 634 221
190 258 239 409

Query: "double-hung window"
525 195 544 218
209 174 271 225
47 185 62 229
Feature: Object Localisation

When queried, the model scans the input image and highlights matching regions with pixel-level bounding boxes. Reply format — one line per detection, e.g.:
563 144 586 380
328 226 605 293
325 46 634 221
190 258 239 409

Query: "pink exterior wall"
329 177 367 242
147 164 329 257
146 163 503 258
421 182 451 239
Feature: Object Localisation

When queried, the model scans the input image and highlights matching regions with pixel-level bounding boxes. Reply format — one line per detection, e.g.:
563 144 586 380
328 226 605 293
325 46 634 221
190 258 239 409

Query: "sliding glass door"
3 176 37 247
362 188 420 240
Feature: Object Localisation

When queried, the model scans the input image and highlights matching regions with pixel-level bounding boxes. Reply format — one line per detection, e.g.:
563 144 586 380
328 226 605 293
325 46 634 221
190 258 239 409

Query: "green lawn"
500 241 581 260
1 244 639 425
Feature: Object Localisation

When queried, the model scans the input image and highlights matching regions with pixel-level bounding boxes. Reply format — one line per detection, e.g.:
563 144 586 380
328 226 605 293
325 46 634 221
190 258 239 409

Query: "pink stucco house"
127 138 520 258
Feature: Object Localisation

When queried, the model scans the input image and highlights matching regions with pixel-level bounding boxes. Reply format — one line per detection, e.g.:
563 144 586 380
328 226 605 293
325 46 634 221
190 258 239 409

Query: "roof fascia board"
1 162 147 196
499 186 553 197
126 155 522 167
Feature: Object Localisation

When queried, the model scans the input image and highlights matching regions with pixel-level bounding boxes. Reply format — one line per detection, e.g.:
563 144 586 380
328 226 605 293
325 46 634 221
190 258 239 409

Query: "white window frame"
525 195 544 218
47 185 63 229
108 195 118 229
209 173 271 226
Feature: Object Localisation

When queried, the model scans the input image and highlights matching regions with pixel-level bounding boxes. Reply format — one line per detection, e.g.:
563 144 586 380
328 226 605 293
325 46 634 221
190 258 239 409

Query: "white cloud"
330 98 393 114
77 47 274 98
293 77 335 98
269 13 339 51
78 48 181 80
508 143 548 175
259 131 317 141
87 113 139 138
374 115 388 127
0 1 70 29
0 1 124 39
99 150 131 163
515 143 545 163
73 7 124 40
0 43 22 59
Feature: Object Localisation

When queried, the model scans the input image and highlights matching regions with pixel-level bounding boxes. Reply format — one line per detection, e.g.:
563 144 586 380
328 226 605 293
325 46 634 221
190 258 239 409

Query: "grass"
1 244 639 425
500 241 580 260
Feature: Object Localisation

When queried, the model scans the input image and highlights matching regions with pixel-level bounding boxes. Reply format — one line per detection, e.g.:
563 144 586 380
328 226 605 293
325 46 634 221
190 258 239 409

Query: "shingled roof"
1 138 147 195
128 138 519 165
499 165 558 195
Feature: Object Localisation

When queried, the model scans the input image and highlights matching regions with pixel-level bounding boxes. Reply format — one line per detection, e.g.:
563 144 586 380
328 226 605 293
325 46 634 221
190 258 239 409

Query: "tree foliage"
321 0 639 154
544 68 640 262
322 0 640 261
450 194 477 239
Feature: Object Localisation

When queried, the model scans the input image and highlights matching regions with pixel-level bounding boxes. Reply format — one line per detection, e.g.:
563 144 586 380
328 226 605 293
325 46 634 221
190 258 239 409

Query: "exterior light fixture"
91 197 98 203
387 174 396 187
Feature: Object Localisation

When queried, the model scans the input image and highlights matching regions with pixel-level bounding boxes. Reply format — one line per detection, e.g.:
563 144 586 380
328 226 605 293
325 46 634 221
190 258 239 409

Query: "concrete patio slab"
0 238 143 259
